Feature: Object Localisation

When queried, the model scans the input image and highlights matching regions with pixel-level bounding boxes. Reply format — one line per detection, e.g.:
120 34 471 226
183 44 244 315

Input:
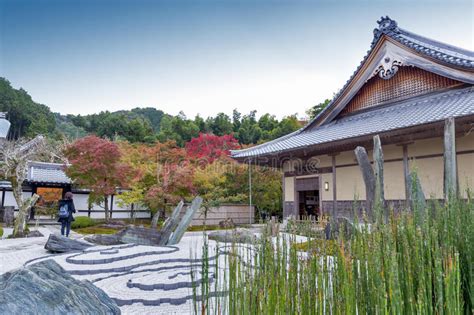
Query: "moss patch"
187 225 233 232
74 227 119 235
71 217 99 229
292 239 339 256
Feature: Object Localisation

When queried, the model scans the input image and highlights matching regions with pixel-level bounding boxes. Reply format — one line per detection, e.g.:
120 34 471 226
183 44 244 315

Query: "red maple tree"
64 135 130 221
185 133 240 164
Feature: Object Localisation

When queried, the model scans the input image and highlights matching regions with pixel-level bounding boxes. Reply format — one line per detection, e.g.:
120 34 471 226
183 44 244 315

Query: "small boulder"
44 234 93 253
219 218 235 229
26 230 44 238
208 228 257 244
0 259 121 315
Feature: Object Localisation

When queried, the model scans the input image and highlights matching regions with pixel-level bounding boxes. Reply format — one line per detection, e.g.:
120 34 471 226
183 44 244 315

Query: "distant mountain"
0 78 56 139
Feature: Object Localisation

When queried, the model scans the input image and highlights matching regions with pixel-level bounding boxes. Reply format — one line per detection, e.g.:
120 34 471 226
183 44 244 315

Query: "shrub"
71 216 97 229
0 226 3 237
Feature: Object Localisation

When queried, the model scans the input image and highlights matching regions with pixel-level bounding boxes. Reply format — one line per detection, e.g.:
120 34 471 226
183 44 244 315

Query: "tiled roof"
0 113 10 138
373 17 473 69
302 16 473 132
27 161 71 184
231 86 474 158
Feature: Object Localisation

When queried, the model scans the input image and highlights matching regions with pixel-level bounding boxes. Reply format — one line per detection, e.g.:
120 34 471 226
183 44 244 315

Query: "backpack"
58 203 69 219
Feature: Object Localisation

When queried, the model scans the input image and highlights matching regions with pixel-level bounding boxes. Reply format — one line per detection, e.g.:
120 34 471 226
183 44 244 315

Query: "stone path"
0 227 307 314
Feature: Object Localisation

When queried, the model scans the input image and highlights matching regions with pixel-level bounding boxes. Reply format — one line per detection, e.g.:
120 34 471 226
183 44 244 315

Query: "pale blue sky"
0 0 472 118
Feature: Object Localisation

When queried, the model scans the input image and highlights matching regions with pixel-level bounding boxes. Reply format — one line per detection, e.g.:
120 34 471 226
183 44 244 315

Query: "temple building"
231 17 474 219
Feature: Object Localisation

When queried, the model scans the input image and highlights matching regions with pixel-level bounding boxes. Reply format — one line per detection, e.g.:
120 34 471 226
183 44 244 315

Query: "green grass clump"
0 226 3 237
71 216 98 229
74 227 119 235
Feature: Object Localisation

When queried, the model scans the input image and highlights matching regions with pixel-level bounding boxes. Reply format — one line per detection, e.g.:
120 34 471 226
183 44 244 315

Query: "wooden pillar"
443 117 457 200
293 176 300 220
402 145 410 209
373 135 385 208
331 155 337 220
281 173 285 217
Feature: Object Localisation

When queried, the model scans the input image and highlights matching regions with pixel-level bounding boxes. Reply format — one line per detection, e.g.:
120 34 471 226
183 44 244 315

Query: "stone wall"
179 204 255 226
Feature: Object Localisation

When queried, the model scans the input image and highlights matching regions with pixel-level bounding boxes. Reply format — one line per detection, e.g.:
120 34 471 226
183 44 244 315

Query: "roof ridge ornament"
372 16 399 47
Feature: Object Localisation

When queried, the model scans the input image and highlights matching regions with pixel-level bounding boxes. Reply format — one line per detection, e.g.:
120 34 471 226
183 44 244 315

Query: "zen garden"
0 4 473 315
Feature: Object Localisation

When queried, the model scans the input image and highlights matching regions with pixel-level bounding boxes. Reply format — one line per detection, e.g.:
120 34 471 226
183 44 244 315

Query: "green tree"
208 112 233 136
238 111 262 145
0 78 56 139
157 112 199 146
306 98 331 119
270 115 301 139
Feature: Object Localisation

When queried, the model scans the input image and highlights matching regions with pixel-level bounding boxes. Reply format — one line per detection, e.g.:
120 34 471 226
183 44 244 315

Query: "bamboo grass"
193 194 473 314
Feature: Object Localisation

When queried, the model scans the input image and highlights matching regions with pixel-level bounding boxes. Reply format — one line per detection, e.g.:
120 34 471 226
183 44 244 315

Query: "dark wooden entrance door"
295 177 321 219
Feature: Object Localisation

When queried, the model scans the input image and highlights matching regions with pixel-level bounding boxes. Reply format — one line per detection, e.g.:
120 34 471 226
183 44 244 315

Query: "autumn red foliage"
64 135 130 221
185 133 240 163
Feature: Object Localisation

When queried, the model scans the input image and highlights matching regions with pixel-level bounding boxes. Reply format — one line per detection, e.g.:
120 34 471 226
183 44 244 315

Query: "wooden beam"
402 144 411 210
354 146 375 218
443 117 457 200
331 155 337 220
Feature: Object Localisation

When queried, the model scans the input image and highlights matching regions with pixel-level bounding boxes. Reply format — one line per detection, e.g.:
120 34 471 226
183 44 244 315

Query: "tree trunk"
151 210 161 229
104 195 109 222
11 176 25 237
13 194 40 237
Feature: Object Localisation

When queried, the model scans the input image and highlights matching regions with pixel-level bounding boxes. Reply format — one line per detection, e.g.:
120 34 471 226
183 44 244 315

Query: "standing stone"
410 171 426 223
158 201 184 246
168 196 203 245
354 146 375 218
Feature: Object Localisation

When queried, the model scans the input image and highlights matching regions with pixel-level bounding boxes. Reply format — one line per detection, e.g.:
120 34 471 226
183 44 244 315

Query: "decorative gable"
304 16 474 131
338 66 464 116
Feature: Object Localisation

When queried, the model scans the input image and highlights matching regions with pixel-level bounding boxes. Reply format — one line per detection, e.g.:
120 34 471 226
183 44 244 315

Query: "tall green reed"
194 194 473 314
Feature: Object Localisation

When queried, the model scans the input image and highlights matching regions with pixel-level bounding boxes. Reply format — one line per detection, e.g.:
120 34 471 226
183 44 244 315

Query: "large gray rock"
44 234 93 253
208 228 258 244
84 234 124 246
115 226 163 246
0 259 120 315
84 227 163 246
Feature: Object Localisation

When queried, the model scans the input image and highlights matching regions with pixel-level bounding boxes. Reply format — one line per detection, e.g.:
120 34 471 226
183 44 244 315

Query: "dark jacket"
57 199 76 223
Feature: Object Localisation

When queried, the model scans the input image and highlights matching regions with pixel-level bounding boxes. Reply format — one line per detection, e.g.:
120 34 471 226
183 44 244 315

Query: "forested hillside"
0 77 332 145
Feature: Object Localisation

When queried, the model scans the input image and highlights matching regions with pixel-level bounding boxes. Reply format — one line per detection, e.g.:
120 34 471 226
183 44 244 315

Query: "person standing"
58 192 76 237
